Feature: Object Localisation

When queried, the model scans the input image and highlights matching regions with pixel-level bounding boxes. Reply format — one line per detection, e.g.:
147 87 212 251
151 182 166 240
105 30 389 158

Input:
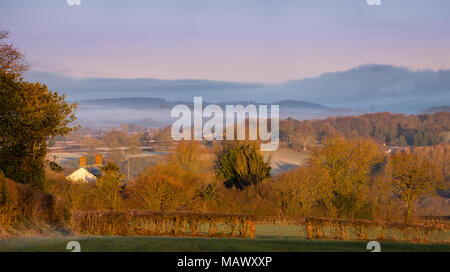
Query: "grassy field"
266 148 308 175
0 224 449 252
1 236 449 252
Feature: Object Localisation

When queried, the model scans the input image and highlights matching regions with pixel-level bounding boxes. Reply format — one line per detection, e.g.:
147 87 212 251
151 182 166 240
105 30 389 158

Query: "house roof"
86 166 101 177
67 167 100 184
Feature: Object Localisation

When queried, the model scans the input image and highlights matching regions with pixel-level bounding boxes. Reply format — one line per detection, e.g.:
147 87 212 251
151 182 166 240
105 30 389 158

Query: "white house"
67 167 100 184
66 155 103 184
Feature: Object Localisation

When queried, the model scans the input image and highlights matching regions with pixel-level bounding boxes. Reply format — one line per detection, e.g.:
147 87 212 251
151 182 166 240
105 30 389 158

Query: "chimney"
95 154 103 166
80 156 86 168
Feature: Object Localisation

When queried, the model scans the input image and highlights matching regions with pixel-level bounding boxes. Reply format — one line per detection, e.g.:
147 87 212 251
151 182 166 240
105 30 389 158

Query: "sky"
2 0 450 83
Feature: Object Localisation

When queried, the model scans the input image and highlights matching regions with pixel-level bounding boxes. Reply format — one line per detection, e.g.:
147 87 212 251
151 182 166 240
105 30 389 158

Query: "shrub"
94 162 124 210
217 143 271 189
0 175 67 227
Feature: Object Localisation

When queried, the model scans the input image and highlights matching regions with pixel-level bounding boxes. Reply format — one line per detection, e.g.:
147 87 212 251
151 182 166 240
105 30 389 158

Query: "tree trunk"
405 199 413 223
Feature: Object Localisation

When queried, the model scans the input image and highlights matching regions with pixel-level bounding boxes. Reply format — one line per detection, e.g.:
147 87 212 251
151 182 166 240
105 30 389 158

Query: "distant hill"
79 97 329 110
76 97 346 128
26 64 450 112
423 106 450 114
276 100 329 110
79 97 168 108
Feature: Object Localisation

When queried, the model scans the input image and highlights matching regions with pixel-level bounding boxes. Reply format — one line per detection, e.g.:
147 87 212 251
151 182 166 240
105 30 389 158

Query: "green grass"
1 236 449 252
1 224 449 252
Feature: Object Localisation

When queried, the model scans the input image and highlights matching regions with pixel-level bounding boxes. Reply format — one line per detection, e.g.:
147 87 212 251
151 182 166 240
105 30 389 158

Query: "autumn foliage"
71 210 256 238
0 173 67 227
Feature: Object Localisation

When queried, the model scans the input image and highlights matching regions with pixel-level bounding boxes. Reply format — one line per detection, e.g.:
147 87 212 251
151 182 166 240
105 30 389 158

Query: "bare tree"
0 30 29 74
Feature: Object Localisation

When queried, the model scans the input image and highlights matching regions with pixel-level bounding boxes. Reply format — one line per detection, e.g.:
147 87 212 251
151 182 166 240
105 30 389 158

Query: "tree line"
279 112 450 150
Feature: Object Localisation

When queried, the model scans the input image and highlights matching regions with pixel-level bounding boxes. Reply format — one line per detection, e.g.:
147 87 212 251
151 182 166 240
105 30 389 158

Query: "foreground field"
1 224 448 252
1 224 449 252
1 236 449 252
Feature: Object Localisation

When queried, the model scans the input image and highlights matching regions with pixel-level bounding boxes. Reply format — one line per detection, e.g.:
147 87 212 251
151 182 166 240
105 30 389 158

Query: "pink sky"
2 0 450 82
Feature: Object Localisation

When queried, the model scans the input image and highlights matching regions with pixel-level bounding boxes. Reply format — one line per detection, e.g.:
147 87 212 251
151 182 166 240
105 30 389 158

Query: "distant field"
266 148 308 174
1 225 449 252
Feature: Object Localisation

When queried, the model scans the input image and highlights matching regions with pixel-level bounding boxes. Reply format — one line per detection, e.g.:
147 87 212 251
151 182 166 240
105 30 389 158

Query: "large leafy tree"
388 152 443 222
310 137 384 218
0 30 77 189
217 143 271 189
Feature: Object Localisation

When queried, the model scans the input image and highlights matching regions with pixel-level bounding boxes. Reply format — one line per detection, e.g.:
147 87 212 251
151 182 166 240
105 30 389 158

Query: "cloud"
268 65 450 111
24 71 265 102
24 64 450 112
